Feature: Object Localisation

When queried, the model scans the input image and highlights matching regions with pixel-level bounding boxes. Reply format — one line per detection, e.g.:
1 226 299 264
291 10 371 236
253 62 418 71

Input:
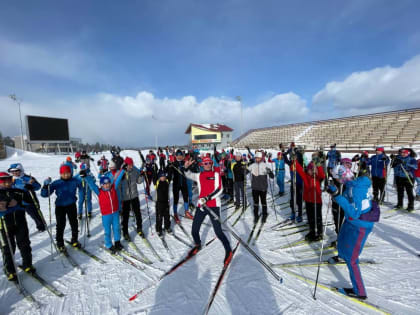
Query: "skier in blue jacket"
326 144 341 179
327 166 378 299
391 149 417 211
269 152 285 196
8 163 45 232
368 147 390 203
75 163 95 219
41 164 84 252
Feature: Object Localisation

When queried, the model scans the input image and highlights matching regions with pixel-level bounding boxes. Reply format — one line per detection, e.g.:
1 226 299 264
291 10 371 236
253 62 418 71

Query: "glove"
268 152 272 158
121 163 128 170
392 158 402 166
390 154 395 160
44 177 52 185
199 197 209 205
24 183 33 190
79 170 87 178
326 184 339 196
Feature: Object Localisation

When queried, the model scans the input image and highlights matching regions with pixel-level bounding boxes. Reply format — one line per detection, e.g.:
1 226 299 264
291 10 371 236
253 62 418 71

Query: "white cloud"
0 92 308 146
313 54 420 111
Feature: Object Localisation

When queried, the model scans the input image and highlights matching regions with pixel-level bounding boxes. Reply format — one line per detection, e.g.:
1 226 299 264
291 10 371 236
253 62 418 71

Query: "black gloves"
79 170 87 178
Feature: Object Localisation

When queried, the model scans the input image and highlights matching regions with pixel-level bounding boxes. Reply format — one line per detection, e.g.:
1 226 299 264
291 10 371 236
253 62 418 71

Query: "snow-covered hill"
0 149 419 314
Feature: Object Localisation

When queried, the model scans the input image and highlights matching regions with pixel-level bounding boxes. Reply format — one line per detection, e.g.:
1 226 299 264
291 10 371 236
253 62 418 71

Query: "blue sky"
1 0 420 146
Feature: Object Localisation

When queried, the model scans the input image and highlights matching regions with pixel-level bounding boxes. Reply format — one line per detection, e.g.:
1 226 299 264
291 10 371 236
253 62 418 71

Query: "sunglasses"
203 162 212 166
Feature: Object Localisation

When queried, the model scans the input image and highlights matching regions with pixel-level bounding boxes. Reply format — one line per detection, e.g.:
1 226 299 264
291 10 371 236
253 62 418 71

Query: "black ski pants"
252 189 267 218
0 211 32 274
396 176 414 208
172 184 189 212
55 203 78 247
290 183 303 217
234 181 246 206
121 197 142 234
372 176 386 202
306 202 323 237
25 204 45 231
156 202 170 233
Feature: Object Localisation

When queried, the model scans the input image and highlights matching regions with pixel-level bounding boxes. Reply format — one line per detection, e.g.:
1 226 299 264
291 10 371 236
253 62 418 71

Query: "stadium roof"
185 123 233 134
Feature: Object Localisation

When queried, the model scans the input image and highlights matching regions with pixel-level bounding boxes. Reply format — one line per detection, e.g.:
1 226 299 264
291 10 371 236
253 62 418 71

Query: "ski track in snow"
1 149 420 314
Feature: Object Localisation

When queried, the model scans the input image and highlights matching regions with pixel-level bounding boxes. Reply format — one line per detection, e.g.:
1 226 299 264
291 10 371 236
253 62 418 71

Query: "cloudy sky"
1 0 420 146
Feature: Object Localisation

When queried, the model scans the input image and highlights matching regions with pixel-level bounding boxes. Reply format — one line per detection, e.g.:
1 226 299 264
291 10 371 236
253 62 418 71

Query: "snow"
1 149 420 314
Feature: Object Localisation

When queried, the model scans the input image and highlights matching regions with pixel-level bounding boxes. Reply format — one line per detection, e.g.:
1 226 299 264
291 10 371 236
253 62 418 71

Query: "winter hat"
290 142 295 147
401 149 410 155
66 156 72 162
307 162 314 171
75 152 81 159
277 152 282 157
330 143 336 148
124 157 134 165
201 157 213 165
80 163 88 170
255 151 263 158
375 147 384 153
8 163 24 173
109 160 116 169
157 170 167 178
206 153 211 157
60 165 71 174
100 176 111 186
0 172 12 183
341 158 352 165
175 149 183 156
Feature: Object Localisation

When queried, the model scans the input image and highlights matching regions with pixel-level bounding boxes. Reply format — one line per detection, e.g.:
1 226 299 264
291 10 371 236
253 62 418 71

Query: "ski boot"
296 215 303 223
185 211 194 220
137 229 144 238
337 288 367 300
78 214 83 220
261 213 268 223
174 214 180 224
165 227 173 234
289 213 296 222
71 240 82 249
58 245 67 253
157 231 163 238
235 204 241 210
406 205 414 212
394 204 403 210
22 265 36 274
327 255 342 264
7 272 17 282
87 212 92 219
108 245 117 254
114 241 124 251
304 232 317 242
224 250 233 267
278 192 284 197
123 233 130 241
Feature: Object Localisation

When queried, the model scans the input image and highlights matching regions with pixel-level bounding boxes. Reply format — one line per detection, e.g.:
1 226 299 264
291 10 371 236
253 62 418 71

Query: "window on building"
194 134 217 140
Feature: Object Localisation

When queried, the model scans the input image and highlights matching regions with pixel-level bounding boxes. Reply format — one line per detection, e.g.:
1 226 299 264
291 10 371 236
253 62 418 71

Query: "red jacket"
295 161 325 204
98 187 119 216
186 170 223 208
415 159 420 178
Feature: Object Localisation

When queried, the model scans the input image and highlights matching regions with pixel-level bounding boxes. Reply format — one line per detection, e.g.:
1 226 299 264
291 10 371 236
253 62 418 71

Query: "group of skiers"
1 143 419 301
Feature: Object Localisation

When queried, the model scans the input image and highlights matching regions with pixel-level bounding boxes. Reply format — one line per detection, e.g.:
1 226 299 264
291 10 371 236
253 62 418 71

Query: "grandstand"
232 108 420 152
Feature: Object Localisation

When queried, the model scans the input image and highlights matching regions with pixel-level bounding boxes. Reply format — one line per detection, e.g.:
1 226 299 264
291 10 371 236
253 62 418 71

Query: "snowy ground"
1 148 419 315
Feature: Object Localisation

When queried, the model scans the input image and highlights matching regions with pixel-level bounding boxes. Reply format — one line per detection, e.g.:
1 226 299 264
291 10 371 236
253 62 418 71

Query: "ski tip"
129 294 138 301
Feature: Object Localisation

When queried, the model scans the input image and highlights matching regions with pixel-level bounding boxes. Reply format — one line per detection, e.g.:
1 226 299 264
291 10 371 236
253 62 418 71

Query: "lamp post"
9 94 25 151
236 96 243 135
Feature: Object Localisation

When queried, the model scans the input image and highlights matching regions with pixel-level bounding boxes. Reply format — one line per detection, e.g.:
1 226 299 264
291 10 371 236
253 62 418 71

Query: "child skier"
231 152 247 210
75 163 95 219
41 165 84 251
86 171 125 253
0 172 35 280
295 160 325 242
153 170 172 236
269 152 285 196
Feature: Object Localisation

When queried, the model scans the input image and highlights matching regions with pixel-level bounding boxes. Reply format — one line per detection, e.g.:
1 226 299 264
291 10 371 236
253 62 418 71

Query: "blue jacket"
392 155 417 178
327 149 341 169
272 158 285 176
41 178 83 206
334 176 374 230
368 154 390 178
86 169 125 196
12 174 41 205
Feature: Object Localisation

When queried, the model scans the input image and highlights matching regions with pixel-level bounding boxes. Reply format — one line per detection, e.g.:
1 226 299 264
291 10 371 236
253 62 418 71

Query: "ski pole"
28 189 64 264
313 194 332 299
269 163 278 221
202 205 283 283
400 164 414 187
0 217 25 291
83 179 91 244
47 184 53 257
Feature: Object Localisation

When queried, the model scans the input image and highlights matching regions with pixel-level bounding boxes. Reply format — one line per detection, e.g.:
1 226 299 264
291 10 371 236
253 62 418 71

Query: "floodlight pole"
236 96 243 135
9 94 25 151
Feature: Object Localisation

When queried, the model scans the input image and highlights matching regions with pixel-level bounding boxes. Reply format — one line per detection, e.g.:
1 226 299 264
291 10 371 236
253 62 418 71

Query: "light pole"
9 94 25 151
236 96 243 135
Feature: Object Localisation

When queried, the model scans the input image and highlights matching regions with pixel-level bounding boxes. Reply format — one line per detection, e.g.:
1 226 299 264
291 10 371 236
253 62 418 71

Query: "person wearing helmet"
8 163 45 232
0 172 35 280
247 151 275 223
184 156 232 266
86 170 126 253
391 149 417 211
75 163 95 219
167 149 193 223
41 164 84 252
153 169 172 237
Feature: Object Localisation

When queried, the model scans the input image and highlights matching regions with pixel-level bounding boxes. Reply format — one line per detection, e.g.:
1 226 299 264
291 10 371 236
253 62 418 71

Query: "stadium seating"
232 108 420 151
